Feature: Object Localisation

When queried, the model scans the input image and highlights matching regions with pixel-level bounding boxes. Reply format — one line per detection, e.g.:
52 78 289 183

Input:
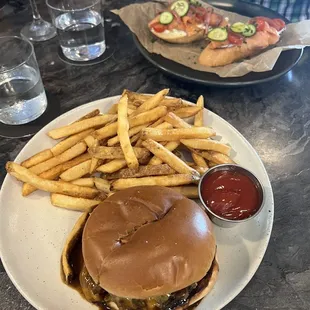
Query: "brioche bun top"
82 186 216 299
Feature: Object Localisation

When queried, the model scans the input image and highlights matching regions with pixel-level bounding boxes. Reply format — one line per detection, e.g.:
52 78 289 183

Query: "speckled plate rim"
0 95 274 310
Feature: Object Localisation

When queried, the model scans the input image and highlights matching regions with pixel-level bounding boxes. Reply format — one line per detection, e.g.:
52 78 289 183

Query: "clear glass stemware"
21 0 57 42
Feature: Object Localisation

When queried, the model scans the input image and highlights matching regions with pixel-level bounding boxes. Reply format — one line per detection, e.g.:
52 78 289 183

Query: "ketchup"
201 170 260 220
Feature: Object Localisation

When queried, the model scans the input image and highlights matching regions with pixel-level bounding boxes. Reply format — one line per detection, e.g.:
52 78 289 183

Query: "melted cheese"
163 29 187 37
197 24 206 29
151 28 187 38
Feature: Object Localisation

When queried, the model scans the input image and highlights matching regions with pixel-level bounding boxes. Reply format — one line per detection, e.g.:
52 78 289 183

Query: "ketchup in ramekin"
198 164 264 227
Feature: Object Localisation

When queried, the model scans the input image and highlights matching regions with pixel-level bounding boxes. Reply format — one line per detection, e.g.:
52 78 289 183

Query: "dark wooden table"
1 1 310 309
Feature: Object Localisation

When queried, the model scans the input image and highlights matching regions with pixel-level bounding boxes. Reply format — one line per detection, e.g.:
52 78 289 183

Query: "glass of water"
46 0 106 62
0 36 47 125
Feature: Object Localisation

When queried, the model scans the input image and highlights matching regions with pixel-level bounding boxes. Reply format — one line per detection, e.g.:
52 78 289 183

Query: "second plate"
133 0 303 87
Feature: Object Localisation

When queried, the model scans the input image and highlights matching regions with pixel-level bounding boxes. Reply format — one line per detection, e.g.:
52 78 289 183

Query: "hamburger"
66 186 218 310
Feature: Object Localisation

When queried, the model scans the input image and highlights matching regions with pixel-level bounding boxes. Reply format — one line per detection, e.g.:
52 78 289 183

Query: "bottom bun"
151 28 204 44
199 28 280 67
198 44 256 67
175 255 219 310
184 257 219 309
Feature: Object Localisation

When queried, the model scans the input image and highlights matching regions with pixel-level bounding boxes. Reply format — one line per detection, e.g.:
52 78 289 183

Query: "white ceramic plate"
0 96 273 310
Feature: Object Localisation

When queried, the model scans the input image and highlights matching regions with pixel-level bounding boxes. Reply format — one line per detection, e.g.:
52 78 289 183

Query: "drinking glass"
46 0 106 62
0 36 47 125
21 0 56 42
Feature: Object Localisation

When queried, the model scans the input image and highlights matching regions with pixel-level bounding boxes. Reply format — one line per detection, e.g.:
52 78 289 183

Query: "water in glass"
0 64 47 125
55 10 106 61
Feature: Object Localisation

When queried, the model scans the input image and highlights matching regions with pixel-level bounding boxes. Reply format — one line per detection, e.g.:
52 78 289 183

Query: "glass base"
0 92 47 125
61 41 106 62
21 19 57 42
58 44 114 66
0 91 61 138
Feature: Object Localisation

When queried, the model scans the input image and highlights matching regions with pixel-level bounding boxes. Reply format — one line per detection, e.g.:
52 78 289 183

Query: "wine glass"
21 0 57 42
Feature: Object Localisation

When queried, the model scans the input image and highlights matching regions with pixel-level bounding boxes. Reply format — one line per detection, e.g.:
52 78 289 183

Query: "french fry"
123 90 149 105
30 142 87 175
173 106 202 118
83 135 99 174
6 162 99 199
96 191 108 201
192 153 208 169
185 161 196 167
71 178 95 187
191 96 208 168
92 106 167 141
168 186 199 198
124 91 181 107
194 166 209 175
107 104 118 114
84 135 98 148
129 106 167 127
61 153 91 170
164 112 192 129
117 95 139 169
75 109 100 123
94 178 110 193
127 107 135 115
135 121 173 147
107 124 149 146
155 122 173 129
51 129 94 156
194 96 204 127
91 122 118 141
96 150 150 173
139 153 152 165
89 158 100 174
148 141 180 165
142 139 199 178
150 117 165 128
21 149 54 168
208 161 218 168
61 212 89 283
195 150 235 164
130 133 141 145
60 160 92 182
112 174 196 190
51 194 101 212
22 153 91 196
96 159 127 174
163 99 183 111
127 103 137 110
181 139 231 156
129 89 169 117
106 164 175 180
141 127 216 141
48 114 117 139
22 165 63 196
88 146 149 160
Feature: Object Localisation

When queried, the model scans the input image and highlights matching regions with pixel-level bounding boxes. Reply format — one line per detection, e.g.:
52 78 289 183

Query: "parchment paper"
112 2 310 78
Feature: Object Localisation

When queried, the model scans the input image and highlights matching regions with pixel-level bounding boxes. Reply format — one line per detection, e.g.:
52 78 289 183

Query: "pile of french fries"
5 89 235 213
